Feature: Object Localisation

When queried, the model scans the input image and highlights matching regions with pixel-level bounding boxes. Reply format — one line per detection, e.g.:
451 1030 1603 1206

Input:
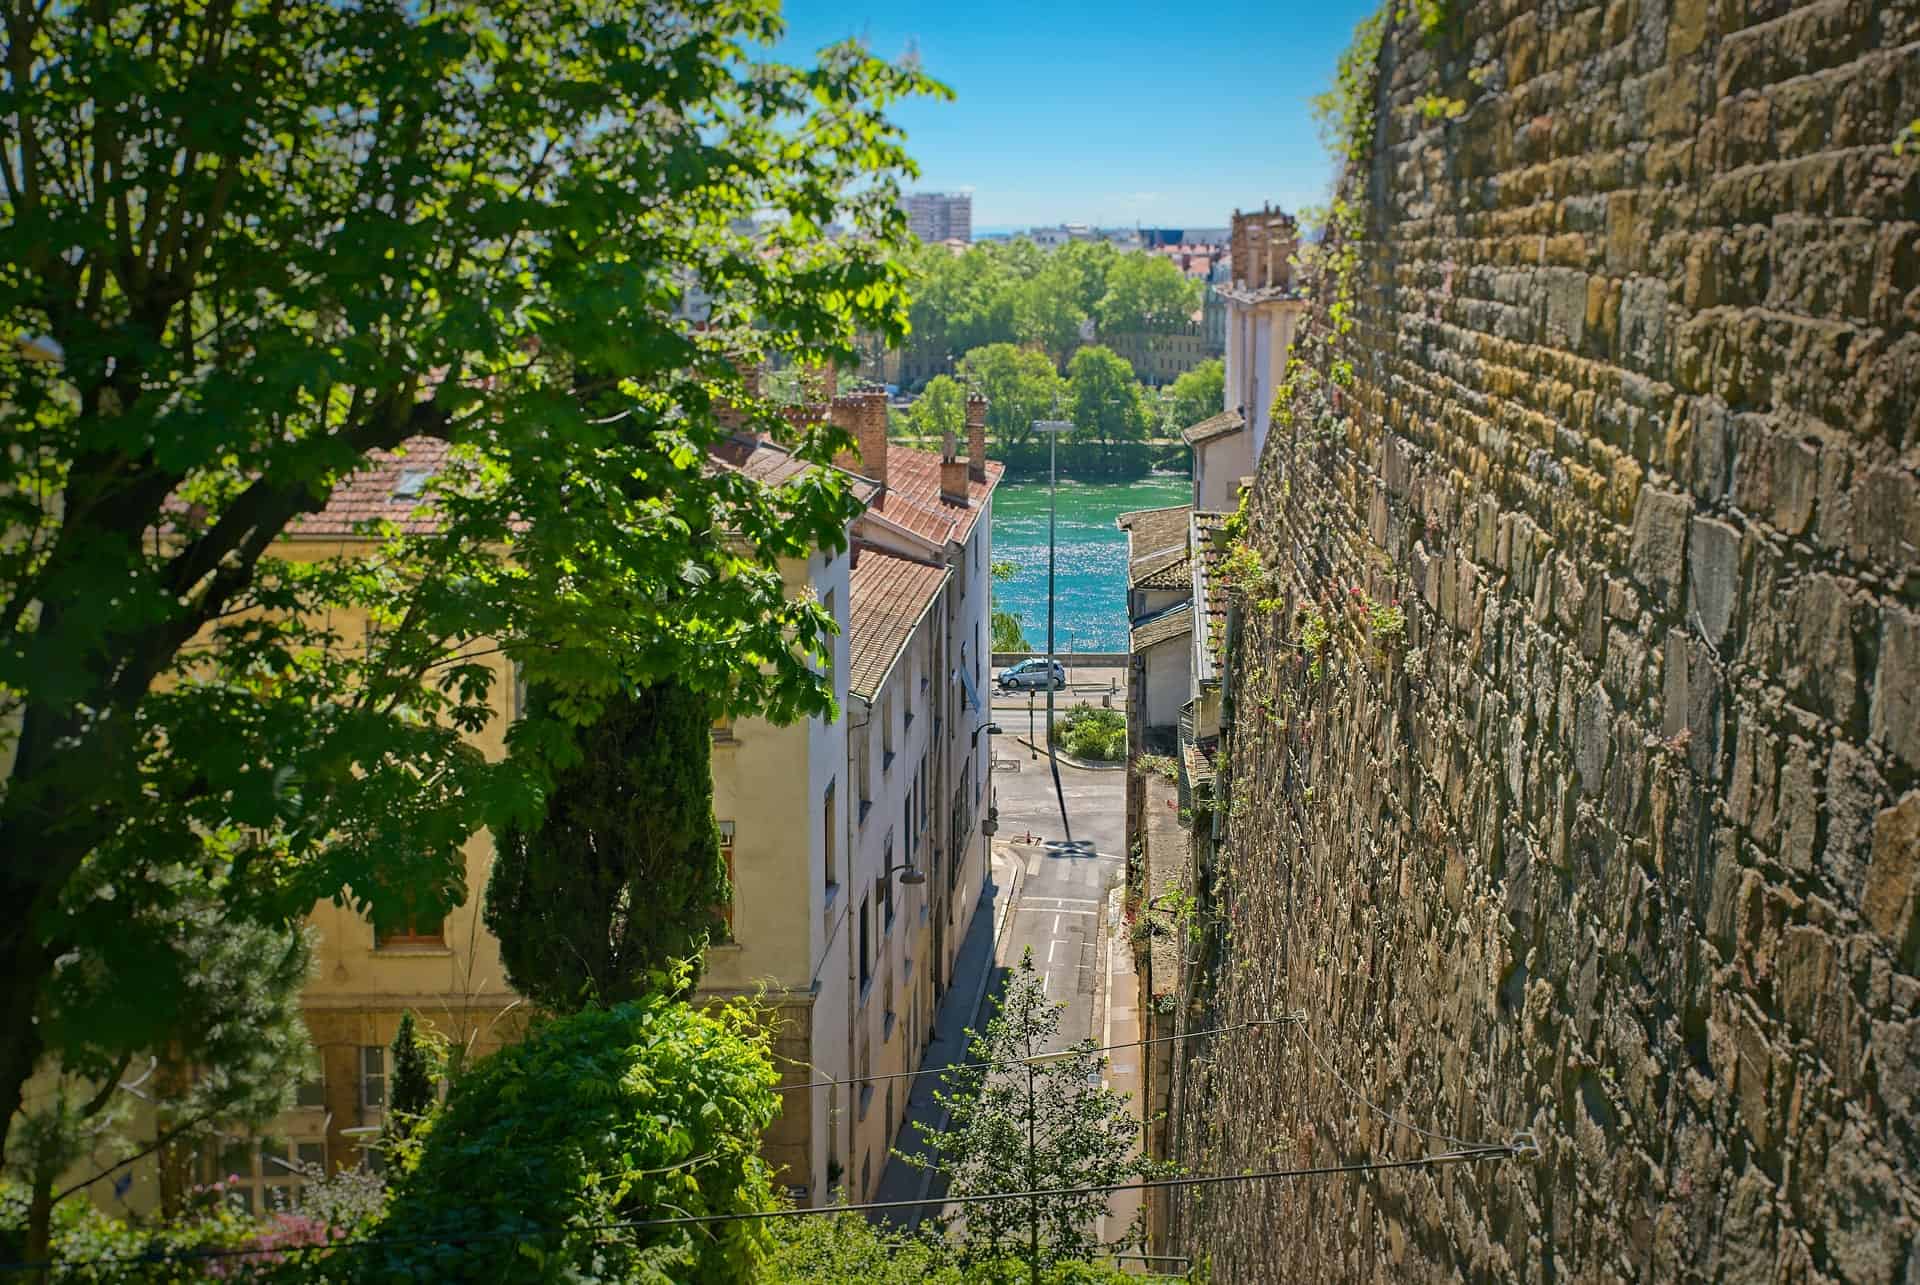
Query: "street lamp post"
1032 418 1074 845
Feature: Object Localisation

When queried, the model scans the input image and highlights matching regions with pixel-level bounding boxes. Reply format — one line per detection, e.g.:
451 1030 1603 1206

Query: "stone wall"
1178 0 1918 1280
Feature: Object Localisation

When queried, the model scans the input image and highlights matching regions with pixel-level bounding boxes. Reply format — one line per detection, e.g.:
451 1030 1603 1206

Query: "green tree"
911 374 969 444
1096 255 1202 333
903 950 1171 1273
1165 358 1225 433
957 344 1066 452
485 681 726 1011
1009 261 1088 364
0 0 936 1162
990 559 1028 653
382 1012 438 1150
1066 346 1150 450
11 905 312 1264
369 988 779 1282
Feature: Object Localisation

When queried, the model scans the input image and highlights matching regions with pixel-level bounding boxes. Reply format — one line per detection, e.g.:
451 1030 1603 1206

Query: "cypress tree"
384 1011 436 1146
485 680 727 1011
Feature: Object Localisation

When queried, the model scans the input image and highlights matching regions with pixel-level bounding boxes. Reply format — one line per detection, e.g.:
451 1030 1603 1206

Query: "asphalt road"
985 737 1125 1050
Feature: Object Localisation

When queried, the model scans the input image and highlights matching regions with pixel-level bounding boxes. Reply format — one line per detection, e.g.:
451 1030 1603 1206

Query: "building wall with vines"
1175 0 1919 1279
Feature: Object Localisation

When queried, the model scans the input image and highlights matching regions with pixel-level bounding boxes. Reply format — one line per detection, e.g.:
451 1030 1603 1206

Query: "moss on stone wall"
1176 1 1920 1280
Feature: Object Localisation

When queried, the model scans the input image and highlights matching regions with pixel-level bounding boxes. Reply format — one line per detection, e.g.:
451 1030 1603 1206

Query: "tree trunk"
27 1167 54 1285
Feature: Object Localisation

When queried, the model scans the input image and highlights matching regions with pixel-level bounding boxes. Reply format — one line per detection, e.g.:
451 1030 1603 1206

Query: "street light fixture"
881 860 927 887
1032 417 1075 845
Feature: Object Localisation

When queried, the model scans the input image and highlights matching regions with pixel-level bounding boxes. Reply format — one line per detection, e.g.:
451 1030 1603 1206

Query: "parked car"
997 658 1066 691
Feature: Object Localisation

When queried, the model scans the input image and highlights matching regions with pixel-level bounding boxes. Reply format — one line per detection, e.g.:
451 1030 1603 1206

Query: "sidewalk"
871 849 1019 1227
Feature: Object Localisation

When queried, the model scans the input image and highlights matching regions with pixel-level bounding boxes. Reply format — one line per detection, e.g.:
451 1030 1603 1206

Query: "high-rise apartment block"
903 191 972 244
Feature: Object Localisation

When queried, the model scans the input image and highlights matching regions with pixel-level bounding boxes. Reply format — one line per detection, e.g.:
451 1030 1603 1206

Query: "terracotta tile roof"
1191 509 1231 681
1181 408 1244 447
846 545 950 700
1130 600 1193 651
877 444 1004 546
708 434 883 505
288 437 455 537
1135 551 1191 591
1119 504 1191 587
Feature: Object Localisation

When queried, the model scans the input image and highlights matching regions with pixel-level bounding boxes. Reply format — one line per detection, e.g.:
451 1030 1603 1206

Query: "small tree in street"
992 560 1028 653
903 949 1171 1273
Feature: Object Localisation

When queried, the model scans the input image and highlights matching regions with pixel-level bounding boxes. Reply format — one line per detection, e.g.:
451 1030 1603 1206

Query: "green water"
990 473 1192 653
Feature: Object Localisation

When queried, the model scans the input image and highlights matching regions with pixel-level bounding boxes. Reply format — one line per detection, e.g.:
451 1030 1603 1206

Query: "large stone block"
1687 515 1742 646
1629 485 1692 612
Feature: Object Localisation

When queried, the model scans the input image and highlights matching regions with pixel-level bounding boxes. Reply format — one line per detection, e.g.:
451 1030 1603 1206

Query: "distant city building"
903 191 972 243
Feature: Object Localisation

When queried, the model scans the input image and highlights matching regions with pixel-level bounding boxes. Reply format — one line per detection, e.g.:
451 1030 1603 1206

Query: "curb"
907 850 1022 1225
1012 734 1127 773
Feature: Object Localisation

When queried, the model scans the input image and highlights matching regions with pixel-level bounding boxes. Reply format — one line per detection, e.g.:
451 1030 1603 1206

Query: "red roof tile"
846 545 950 700
287 437 455 537
877 444 1004 547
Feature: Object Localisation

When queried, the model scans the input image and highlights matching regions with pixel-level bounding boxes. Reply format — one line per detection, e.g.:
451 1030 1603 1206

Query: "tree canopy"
1097 254 1203 333
898 238 1207 387
0 0 939 1164
909 374 969 444
956 344 1066 451
1066 346 1151 448
1165 358 1225 432
485 680 728 1010
369 993 780 1282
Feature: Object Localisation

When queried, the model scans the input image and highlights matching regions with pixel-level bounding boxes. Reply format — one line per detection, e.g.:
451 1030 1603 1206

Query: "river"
989 472 1192 653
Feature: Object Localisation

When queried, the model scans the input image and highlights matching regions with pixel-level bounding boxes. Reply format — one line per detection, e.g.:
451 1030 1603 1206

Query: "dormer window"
393 469 431 499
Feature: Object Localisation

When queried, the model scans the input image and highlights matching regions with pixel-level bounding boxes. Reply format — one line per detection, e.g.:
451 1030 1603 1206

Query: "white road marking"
1024 896 1100 906
1052 913 1060 933
1016 907 1095 916
1047 939 1060 962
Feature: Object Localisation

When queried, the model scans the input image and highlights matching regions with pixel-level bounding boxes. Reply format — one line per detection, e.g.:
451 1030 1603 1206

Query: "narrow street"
873 673 1144 1248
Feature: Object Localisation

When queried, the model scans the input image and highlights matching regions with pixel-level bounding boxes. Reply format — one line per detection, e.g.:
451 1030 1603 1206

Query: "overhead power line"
0 1143 1530 1276
767 1014 1300 1093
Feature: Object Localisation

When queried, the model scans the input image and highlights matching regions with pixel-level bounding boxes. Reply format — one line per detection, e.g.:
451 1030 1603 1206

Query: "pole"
1027 1060 1040 1285
1044 427 1072 843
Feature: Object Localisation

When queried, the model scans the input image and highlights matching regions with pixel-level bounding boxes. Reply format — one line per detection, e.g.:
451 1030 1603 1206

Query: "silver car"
997 658 1066 691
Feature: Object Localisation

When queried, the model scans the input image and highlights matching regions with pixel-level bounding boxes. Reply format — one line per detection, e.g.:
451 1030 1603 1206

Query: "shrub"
1049 706 1126 762
0 1178 258 1283
365 991 779 1283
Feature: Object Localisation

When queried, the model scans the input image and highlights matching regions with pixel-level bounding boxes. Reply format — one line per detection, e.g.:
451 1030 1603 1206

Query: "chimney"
856 388 889 489
966 394 988 482
828 393 863 473
715 359 762 434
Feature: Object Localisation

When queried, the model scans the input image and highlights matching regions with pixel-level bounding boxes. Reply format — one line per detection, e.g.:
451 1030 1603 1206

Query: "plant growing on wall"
485 681 727 1010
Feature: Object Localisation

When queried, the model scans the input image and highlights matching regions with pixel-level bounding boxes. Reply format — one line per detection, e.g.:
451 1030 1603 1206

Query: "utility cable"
0 1143 1527 1275
764 1014 1300 1093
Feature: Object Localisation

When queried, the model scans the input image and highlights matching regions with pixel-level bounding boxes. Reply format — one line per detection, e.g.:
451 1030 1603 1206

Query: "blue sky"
776 0 1381 231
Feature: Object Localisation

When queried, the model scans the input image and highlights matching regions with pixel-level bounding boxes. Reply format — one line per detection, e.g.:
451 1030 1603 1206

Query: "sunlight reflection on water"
989 472 1191 652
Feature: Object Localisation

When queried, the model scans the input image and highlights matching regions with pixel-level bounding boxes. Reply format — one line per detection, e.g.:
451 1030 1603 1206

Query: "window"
882 694 895 768
295 1073 325 1109
205 1135 324 1215
373 898 444 949
716 821 736 939
903 660 914 729
904 799 912 861
882 968 896 1043
824 781 838 896
858 892 871 994
882 844 895 933
360 1046 386 1109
